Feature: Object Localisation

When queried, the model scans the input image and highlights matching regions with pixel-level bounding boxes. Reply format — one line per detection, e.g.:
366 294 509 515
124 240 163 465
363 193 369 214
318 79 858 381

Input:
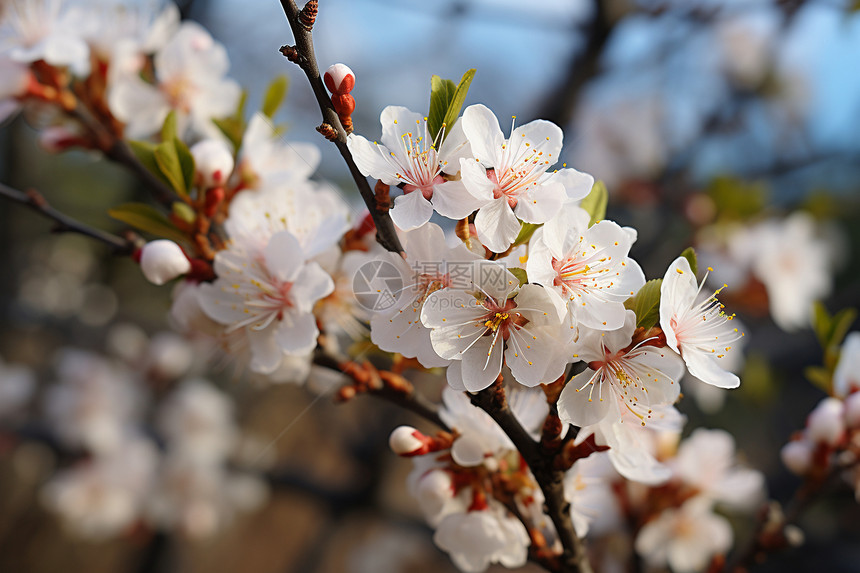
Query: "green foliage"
154 141 188 196
262 76 289 119
509 267 528 287
161 110 178 142
128 140 171 188
741 352 776 404
513 222 541 247
171 201 196 225
624 279 663 329
707 176 768 221
811 302 857 387
580 180 608 226
428 69 475 147
213 90 248 152
680 247 698 276
108 203 188 245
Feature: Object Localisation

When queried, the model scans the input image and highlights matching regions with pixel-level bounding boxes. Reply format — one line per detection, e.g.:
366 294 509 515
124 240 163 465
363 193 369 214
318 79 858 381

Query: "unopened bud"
844 392 860 428
324 63 354 94
416 469 454 518
807 397 845 446
140 240 191 286
389 425 429 456
780 439 813 475
190 139 234 189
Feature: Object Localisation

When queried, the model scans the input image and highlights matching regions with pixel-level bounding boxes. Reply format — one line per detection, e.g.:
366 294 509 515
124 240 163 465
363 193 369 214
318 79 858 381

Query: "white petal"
263 231 304 283
431 179 489 220
558 370 611 427
274 312 319 355
345 134 400 185
475 198 520 253
389 191 434 231
460 336 504 392
462 104 504 166
290 262 335 311
682 349 740 389
514 180 567 224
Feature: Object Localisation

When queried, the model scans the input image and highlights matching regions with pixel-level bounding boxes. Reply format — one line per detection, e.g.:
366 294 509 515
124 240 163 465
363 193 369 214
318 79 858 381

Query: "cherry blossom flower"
635 497 733 573
557 311 685 429
108 21 240 139
0 356 35 420
0 0 90 75
235 112 320 189
459 104 593 252
190 138 234 189
564 453 621 537
157 380 238 464
660 256 742 389
673 429 765 510
834 332 860 397
433 504 529 573
199 230 333 374
347 105 478 230
0 56 29 123
370 222 477 368
528 203 644 335
421 261 567 391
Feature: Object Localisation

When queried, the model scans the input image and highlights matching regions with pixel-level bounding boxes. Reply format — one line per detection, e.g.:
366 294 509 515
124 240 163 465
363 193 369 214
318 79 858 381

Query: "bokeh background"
1 0 860 572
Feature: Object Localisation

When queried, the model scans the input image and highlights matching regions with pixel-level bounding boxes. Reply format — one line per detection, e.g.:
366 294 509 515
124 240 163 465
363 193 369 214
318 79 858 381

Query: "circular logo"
352 260 403 312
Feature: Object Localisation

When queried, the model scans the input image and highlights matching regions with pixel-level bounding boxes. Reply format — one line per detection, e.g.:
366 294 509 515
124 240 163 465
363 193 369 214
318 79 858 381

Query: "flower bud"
323 63 354 94
140 240 191 286
416 469 454 519
389 425 427 456
780 439 813 475
844 392 860 429
190 139 234 189
806 397 845 446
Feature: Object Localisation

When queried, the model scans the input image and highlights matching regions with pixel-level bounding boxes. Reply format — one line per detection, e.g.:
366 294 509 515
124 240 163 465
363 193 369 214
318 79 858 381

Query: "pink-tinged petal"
345 134 401 185
514 180 566 224
475 198 520 253
659 256 698 351
247 328 284 374
431 179 489 220
512 119 563 161
274 312 319 355
546 168 594 202
681 349 740 389
558 370 611 427
389 190 434 231
459 157 497 202
462 104 505 166
460 336 504 392
291 262 334 311
263 231 304 283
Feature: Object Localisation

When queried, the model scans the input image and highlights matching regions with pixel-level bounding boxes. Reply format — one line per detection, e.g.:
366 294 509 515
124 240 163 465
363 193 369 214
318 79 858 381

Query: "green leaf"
680 247 698 276
805 366 832 393
262 75 289 118
812 301 831 348
513 222 541 247
829 307 857 350
161 110 178 142
213 89 248 151
580 180 608 226
108 203 188 245
128 140 170 185
624 279 663 329
153 141 188 196
173 137 195 192
428 69 475 146
509 267 528 287
707 176 768 221
171 201 196 225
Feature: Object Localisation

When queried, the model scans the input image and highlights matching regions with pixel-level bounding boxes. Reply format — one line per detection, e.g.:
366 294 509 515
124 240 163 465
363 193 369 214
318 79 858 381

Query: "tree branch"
0 182 135 254
471 383 593 573
277 0 404 255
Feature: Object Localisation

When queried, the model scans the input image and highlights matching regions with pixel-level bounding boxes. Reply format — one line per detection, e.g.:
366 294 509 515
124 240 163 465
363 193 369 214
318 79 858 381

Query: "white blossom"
433 503 530 573
0 0 89 75
191 138 234 189
140 239 190 286
236 112 320 189
0 356 35 420
834 332 860 398
157 380 237 464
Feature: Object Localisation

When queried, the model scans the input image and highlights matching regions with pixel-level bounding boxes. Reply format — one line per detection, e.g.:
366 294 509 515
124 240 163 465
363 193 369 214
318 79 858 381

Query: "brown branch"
277 0 404 255
471 382 593 573
0 182 135 254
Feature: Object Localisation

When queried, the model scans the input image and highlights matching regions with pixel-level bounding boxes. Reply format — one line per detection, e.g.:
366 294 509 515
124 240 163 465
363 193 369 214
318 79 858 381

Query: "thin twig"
471 384 593 573
0 182 135 254
278 0 404 254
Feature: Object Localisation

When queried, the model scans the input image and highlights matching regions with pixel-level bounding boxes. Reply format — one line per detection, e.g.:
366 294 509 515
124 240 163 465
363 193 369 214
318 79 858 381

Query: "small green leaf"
262 75 289 118
128 140 170 185
624 279 663 329
509 267 528 286
109 203 188 245
829 307 857 350
805 366 832 393
173 137 195 192
161 111 178 142
154 141 187 196
428 69 475 146
513 222 541 247
171 201 196 225
213 89 248 151
680 247 698 276
580 180 608 226
812 301 831 348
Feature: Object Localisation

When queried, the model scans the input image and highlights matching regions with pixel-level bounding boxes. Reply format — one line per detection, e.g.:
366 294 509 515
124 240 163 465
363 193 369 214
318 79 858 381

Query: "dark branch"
471 384 593 573
0 182 135 254
278 0 404 254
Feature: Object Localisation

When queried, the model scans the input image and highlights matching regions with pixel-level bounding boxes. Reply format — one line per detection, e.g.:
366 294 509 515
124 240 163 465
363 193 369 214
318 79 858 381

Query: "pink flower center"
403 175 445 200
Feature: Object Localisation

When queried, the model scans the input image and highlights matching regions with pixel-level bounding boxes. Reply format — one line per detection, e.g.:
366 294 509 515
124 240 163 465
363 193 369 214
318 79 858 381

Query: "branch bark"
278 0 404 255
0 182 135 254
471 385 593 573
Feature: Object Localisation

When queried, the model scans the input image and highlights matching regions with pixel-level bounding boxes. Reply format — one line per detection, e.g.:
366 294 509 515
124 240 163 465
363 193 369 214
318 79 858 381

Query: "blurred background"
1 0 860 572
